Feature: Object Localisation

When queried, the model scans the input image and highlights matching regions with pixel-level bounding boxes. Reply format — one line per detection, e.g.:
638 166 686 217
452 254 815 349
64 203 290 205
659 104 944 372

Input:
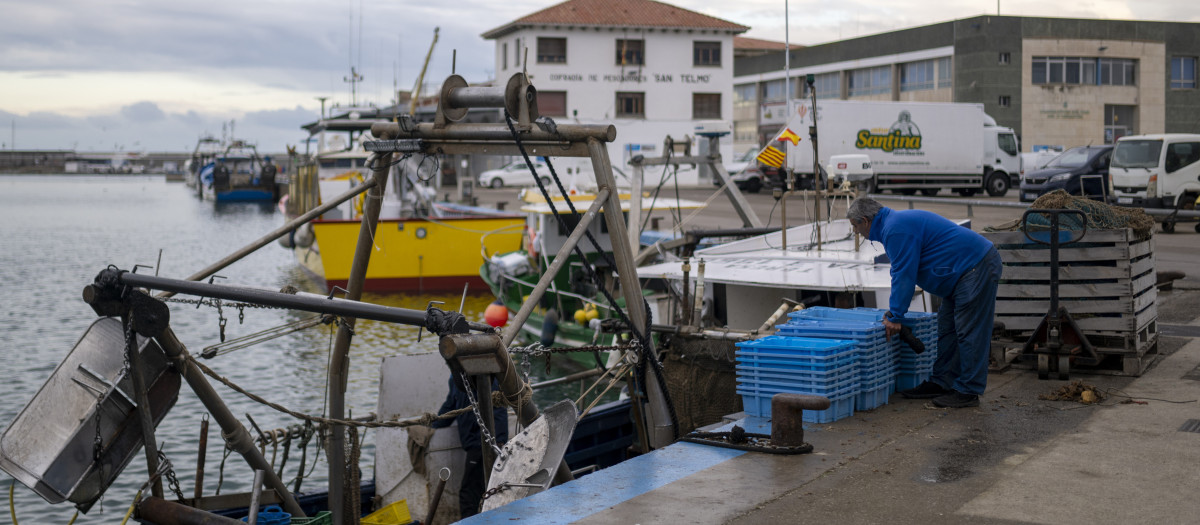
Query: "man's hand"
882 318 902 341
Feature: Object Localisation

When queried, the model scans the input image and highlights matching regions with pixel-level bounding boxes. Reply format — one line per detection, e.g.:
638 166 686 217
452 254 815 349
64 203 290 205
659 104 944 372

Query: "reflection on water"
0 175 584 523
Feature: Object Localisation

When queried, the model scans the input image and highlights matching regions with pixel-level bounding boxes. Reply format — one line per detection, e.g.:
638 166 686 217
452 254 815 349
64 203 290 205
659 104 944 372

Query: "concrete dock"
461 185 1200 524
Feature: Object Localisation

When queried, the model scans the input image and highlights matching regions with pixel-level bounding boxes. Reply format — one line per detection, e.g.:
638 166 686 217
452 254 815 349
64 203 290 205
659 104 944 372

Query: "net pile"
1022 190 1156 238
660 337 740 434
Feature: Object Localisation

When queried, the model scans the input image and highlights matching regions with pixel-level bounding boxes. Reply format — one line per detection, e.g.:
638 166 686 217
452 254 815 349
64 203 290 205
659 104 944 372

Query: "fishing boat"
184 135 223 189
481 189 705 349
198 140 280 203
282 127 526 293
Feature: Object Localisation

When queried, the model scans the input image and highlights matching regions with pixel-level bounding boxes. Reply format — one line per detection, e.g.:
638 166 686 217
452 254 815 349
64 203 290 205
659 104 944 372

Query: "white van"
1110 133 1200 210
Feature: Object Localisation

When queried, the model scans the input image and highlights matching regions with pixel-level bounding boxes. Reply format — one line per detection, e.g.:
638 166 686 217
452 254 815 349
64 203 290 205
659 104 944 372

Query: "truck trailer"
774 100 1021 197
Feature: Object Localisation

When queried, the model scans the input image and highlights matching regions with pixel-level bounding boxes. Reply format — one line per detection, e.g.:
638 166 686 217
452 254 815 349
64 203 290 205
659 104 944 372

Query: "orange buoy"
484 300 509 327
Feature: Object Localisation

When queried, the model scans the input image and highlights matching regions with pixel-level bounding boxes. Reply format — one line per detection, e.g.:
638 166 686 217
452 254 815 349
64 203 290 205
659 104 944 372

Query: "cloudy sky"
0 0 1189 152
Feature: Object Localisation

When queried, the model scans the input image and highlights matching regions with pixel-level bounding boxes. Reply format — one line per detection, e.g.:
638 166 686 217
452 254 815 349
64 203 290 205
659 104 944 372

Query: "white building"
482 0 748 185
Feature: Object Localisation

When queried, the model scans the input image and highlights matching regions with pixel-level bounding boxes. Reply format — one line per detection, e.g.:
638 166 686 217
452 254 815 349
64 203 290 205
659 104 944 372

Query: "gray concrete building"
733 15 1200 154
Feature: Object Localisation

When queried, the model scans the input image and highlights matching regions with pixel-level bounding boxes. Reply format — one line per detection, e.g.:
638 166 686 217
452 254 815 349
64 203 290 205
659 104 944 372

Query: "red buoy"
484 300 509 327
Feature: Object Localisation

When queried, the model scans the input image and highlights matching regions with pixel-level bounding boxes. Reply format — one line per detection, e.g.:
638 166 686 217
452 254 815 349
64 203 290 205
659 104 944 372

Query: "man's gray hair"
847 197 883 223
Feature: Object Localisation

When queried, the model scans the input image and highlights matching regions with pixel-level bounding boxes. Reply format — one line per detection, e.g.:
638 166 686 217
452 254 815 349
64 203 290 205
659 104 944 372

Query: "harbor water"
0 174 574 523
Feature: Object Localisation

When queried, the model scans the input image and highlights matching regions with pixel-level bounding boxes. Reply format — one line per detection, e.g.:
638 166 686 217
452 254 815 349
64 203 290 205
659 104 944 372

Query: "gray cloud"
120 102 166 123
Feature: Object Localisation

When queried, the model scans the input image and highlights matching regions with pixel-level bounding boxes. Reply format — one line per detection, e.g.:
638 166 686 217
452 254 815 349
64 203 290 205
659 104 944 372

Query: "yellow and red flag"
776 127 802 146
756 145 785 168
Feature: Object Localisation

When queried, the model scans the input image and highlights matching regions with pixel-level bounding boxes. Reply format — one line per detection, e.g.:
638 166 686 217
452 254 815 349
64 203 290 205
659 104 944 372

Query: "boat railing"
499 273 616 313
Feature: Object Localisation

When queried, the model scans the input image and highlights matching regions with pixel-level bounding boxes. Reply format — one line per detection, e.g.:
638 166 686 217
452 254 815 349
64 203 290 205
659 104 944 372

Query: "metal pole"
154 328 305 517
158 178 378 298
124 315 163 499
501 189 610 347
247 469 265 525
194 416 209 500
475 374 495 485
118 272 492 331
630 164 644 256
327 149 393 525
588 138 673 449
780 192 788 251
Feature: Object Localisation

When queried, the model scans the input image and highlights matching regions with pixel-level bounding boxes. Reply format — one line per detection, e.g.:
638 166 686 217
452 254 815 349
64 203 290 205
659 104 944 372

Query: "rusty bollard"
771 393 831 447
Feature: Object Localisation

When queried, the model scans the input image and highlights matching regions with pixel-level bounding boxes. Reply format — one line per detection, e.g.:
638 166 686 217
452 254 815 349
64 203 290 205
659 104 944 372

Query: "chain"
162 297 285 310
509 342 637 358
458 372 505 461
480 483 512 502
94 316 136 469
157 450 186 501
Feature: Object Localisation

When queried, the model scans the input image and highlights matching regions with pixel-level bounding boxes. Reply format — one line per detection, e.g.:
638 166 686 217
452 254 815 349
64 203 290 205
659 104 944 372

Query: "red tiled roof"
734 36 803 51
483 0 749 39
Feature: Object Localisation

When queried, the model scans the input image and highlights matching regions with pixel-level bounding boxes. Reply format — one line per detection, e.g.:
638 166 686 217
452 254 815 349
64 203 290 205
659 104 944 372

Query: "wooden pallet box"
984 228 1157 367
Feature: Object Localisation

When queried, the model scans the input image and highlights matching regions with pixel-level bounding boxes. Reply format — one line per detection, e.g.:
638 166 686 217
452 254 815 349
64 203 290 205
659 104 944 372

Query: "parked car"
479 160 553 188
1019 145 1113 202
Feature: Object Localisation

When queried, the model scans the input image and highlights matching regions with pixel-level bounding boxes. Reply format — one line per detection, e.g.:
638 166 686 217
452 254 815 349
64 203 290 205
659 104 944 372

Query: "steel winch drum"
0 317 181 512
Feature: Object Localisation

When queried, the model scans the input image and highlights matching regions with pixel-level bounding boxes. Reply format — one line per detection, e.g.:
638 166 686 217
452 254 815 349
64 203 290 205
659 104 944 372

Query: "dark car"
1019 145 1113 202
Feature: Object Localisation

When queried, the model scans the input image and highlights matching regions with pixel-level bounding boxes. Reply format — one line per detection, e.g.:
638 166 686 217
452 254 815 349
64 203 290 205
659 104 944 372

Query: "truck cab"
980 126 1022 197
1110 134 1200 210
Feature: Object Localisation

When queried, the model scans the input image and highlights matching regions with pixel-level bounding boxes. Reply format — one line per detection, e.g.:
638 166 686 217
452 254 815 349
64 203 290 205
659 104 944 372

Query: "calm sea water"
0 174 581 523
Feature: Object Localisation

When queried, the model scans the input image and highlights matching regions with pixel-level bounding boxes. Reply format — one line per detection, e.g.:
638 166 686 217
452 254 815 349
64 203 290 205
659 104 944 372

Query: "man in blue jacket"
847 197 1003 408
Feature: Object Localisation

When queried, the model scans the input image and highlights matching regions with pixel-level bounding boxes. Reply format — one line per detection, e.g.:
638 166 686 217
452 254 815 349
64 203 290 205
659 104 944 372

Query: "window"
762 79 785 102
998 133 1018 156
616 92 644 118
537 37 566 64
502 43 508 70
936 57 952 88
734 84 756 103
998 95 1011 108
849 66 890 96
1171 57 1196 89
1165 142 1200 173
694 41 721 66
693 93 721 119
998 52 1011 65
515 38 521 67
1099 58 1136 86
616 39 644 66
539 91 567 117
900 60 934 92
810 72 840 99
1033 57 1135 85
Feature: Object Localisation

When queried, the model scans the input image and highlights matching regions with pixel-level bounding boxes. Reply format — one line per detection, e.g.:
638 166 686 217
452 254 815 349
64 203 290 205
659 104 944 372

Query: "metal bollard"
770 393 831 447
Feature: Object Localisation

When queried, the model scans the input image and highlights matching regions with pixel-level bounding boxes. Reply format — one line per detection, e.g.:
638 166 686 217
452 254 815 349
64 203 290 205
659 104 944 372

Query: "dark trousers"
932 246 1003 396
459 446 485 518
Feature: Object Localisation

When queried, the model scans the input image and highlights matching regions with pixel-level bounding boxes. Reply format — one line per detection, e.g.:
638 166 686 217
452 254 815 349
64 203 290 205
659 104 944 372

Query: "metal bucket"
0 317 181 511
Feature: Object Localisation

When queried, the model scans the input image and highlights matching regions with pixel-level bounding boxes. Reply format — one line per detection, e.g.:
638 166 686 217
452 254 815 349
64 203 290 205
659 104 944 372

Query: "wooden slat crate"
984 228 1158 375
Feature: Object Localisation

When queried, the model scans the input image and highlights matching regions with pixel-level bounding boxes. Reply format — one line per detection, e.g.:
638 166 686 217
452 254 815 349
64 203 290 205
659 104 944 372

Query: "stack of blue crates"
781 308 896 411
734 336 858 423
772 307 940 414
860 308 939 391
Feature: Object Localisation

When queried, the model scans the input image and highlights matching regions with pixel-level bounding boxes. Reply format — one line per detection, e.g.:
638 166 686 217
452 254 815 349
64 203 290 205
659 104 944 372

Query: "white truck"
1110 133 1200 233
775 100 1021 197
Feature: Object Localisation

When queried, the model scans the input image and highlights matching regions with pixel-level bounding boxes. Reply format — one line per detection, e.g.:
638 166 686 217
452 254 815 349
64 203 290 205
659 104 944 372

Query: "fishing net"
1014 190 1156 238
659 336 740 434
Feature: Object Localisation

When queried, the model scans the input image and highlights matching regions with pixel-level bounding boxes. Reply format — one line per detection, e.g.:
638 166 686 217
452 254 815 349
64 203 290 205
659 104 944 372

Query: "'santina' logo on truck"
855 110 922 152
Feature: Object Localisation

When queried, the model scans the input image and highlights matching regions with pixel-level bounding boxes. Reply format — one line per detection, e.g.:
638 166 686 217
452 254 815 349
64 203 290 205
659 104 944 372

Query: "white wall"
492 27 737 182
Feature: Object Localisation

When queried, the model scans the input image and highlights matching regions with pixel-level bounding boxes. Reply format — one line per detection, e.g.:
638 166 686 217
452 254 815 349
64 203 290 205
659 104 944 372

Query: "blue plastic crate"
855 382 893 411
794 307 886 322
737 336 857 356
737 373 858 396
736 348 858 372
736 363 856 384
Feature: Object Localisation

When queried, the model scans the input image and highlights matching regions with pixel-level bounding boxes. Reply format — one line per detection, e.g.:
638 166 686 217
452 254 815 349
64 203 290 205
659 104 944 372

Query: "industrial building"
733 15 1200 154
